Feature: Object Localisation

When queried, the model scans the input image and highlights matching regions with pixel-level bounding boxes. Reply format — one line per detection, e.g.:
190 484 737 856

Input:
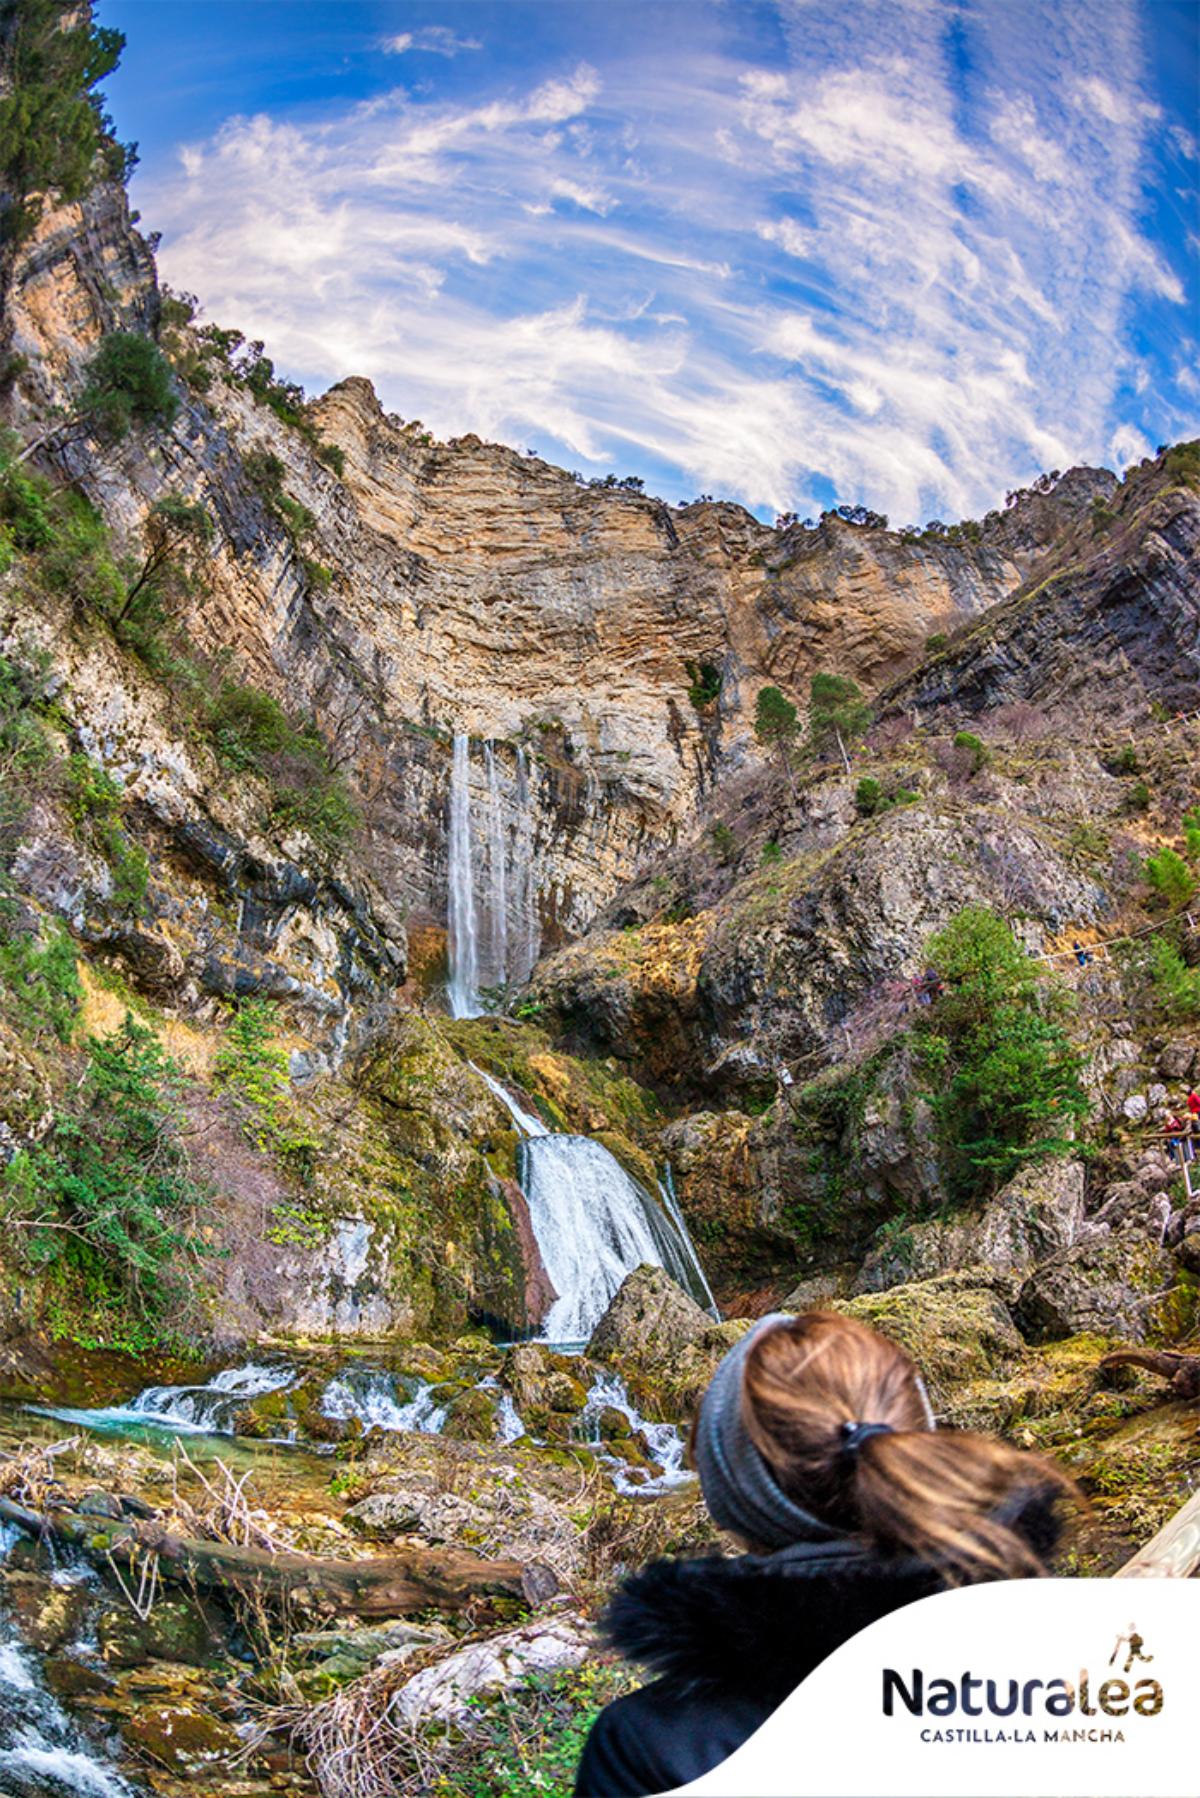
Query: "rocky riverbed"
2 1260 1198 1796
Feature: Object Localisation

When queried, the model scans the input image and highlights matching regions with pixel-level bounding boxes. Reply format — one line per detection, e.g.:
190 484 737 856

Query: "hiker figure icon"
1109 1624 1153 1675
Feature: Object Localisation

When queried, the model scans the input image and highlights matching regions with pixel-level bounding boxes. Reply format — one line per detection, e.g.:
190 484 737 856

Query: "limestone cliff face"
2 175 1112 957
890 464 1200 725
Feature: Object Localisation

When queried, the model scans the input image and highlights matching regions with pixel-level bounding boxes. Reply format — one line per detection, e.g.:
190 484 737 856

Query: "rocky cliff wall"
2 174 1114 954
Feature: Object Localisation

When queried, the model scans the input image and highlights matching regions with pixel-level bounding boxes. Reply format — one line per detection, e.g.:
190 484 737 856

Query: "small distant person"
1187 1087 1200 1120
1165 1113 1194 1164
1073 940 1092 968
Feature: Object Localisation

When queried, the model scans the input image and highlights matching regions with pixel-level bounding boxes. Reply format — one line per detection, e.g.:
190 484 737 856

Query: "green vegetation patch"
0 0 134 246
65 753 149 914
1 1013 208 1339
214 997 321 1181
917 906 1088 1201
0 444 358 858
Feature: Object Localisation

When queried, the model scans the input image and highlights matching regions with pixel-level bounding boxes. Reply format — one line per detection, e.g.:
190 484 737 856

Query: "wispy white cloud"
142 0 1195 522
382 26 483 58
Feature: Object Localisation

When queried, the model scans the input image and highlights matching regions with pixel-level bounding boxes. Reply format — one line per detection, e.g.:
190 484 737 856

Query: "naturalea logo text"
883 1668 1163 1718
882 1662 1163 1745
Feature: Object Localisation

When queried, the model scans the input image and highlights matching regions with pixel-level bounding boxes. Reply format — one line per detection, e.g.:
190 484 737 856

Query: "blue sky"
98 1 1199 524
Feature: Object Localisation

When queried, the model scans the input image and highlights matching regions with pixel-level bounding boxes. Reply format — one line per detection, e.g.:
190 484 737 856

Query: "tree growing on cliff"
754 685 799 794
1145 846 1195 909
1 1013 205 1331
114 494 211 638
13 331 178 466
917 905 1088 1198
0 0 135 249
808 671 873 774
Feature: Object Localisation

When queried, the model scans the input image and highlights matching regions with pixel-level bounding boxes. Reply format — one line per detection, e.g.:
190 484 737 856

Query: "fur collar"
601 1491 1061 1702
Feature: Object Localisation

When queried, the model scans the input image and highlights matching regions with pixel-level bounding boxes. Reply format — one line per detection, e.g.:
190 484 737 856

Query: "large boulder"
587 1268 753 1419
855 1160 1086 1294
390 1615 592 1727
587 1265 712 1365
1015 1225 1183 1344
833 1272 1024 1404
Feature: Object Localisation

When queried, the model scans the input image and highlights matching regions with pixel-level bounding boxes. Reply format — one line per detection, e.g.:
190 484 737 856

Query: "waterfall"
447 732 481 1018
520 1137 713 1341
474 1064 550 1137
447 736 539 1012
513 746 539 983
476 1066 715 1342
484 742 508 989
0 1527 138 1798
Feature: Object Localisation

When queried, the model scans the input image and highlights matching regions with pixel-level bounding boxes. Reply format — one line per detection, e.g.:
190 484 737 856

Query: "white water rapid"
29 1363 295 1438
320 1368 448 1435
579 1372 689 1496
0 1525 138 1798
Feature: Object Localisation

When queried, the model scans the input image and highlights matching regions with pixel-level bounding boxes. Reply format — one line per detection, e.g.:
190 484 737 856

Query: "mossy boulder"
121 1699 242 1772
1 1573 89 1653
396 1342 454 1383
855 1161 1086 1295
441 1385 498 1442
1015 1226 1179 1344
98 1598 222 1669
500 1342 584 1411
834 1271 1023 1401
594 1406 633 1441
586 1265 741 1420
542 1371 588 1412
588 1265 711 1364
231 1375 356 1444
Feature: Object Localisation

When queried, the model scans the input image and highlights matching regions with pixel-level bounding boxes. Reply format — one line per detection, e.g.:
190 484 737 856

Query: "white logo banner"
672 1577 1196 1796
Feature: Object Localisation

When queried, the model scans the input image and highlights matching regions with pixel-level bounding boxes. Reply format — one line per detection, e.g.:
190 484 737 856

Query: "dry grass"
0 1433 80 1510
165 1442 297 1553
76 962 215 1075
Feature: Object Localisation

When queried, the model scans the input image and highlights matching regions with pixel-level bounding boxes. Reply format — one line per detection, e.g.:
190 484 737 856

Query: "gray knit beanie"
692 1313 845 1550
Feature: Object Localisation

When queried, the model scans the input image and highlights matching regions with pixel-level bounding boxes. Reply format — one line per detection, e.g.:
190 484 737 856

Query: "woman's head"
694 1311 1074 1580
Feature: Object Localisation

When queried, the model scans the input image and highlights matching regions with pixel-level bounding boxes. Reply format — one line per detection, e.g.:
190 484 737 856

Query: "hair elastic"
840 1420 894 1456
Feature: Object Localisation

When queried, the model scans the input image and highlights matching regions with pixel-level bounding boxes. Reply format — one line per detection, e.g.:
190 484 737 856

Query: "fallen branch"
1099 1349 1200 1400
0 1492 557 1617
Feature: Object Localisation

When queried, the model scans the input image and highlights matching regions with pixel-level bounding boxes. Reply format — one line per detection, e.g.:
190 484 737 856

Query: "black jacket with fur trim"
574 1493 1060 1798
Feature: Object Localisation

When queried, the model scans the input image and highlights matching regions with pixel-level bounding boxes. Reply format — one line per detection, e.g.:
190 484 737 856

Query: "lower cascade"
26 1360 687 1493
477 1066 715 1340
520 1135 712 1342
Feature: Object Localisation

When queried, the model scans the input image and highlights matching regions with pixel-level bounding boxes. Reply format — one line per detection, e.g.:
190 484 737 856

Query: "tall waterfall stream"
447 733 539 1018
